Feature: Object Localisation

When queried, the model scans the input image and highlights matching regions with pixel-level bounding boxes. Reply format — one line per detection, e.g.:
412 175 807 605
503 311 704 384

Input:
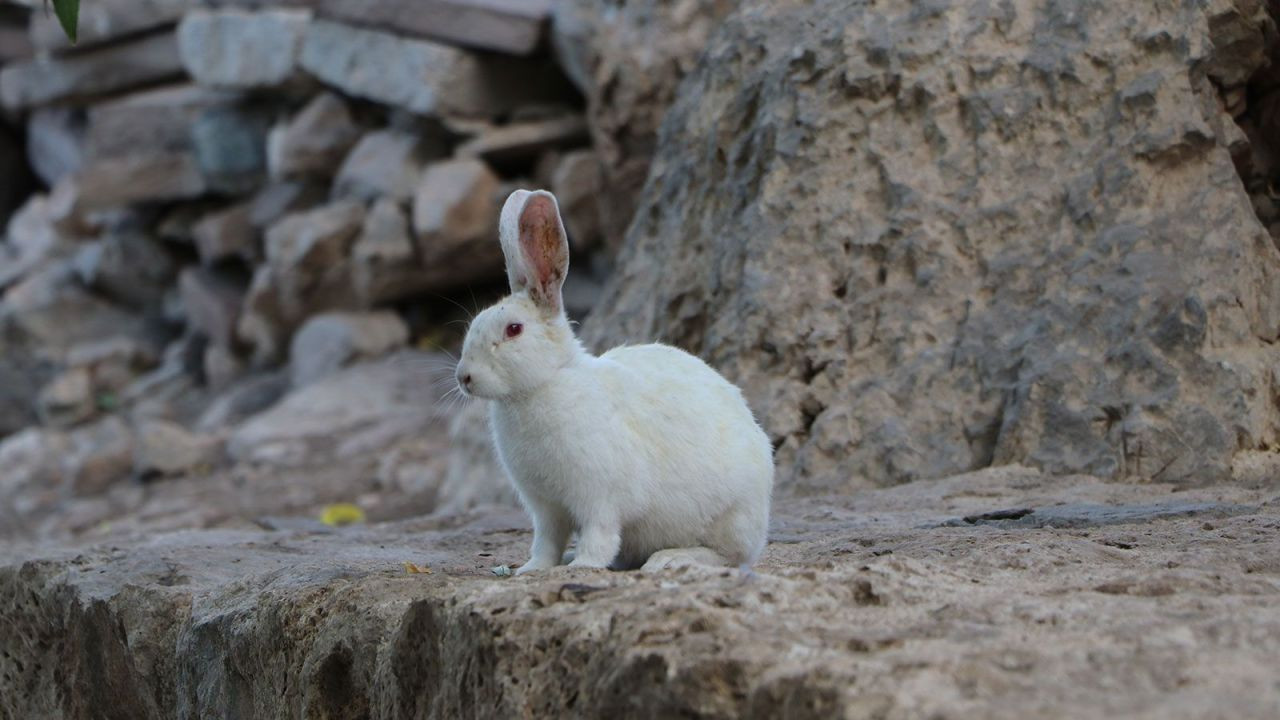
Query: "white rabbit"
455 189 773 574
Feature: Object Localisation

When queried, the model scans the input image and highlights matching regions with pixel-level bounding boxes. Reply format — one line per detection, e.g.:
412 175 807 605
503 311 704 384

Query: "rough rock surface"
586 0 1280 491
553 0 735 250
2 468 1278 719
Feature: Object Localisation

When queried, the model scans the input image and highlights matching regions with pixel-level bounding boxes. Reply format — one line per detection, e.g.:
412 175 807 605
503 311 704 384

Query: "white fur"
456 190 774 573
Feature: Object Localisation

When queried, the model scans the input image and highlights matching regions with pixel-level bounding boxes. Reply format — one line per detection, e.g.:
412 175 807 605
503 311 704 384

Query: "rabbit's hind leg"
639 546 728 572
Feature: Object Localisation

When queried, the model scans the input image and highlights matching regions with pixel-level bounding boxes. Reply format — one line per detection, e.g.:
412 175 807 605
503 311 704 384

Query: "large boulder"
585 0 1280 491
299 19 577 119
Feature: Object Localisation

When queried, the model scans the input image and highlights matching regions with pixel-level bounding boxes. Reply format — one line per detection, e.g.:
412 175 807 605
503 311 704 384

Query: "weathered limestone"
586 0 1280 490
314 0 553 54
177 8 311 89
0 32 185 111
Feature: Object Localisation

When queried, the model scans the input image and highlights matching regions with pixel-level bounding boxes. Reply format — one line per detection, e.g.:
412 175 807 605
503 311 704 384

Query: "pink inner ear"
518 195 565 307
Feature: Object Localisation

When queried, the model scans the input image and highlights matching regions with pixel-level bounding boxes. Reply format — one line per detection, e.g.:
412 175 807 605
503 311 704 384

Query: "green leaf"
50 0 79 44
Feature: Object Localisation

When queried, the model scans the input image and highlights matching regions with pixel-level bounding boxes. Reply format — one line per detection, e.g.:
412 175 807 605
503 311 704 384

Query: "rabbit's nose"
457 369 472 388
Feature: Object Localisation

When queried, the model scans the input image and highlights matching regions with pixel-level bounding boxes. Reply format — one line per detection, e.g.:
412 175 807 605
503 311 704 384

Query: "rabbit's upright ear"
499 189 533 295
499 189 568 314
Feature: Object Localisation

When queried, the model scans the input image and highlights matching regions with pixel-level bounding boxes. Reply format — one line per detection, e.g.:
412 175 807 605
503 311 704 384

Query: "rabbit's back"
597 343 773 563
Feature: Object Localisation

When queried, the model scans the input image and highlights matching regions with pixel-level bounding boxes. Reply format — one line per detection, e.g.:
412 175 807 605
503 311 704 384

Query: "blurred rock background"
0 0 617 540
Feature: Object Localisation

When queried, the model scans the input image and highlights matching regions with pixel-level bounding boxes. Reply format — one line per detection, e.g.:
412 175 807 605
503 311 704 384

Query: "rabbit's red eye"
505 323 523 339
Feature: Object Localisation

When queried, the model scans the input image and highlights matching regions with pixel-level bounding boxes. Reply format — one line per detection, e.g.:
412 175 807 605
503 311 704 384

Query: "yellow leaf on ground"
320 503 366 526
404 562 432 575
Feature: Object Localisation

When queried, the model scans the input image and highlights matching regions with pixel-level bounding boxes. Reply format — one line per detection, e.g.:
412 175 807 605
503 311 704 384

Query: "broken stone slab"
25 107 85 187
299 19 576 118
36 367 97 428
289 310 409 388
455 115 590 164
72 232 179 311
74 153 207 211
247 181 327 230
1 262 152 366
179 267 245 350
235 200 365 363
191 203 255 265
351 198 419 306
228 350 441 466
266 92 361 179
178 8 311 89
263 198 364 315
332 130 437 202
84 84 241 164
28 0 195 53
410 158 504 288
0 192 78 291
313 0 552 55
0 31 184 111
133 419 224 478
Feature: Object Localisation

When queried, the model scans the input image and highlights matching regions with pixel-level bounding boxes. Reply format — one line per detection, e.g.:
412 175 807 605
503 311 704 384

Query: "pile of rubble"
0 0 608 540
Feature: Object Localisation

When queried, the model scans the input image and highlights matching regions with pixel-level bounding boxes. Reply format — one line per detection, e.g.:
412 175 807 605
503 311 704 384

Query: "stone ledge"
2 468 1279 718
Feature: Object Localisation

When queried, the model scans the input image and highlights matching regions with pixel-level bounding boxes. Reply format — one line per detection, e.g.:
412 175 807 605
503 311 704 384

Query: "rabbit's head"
456 190 581 400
